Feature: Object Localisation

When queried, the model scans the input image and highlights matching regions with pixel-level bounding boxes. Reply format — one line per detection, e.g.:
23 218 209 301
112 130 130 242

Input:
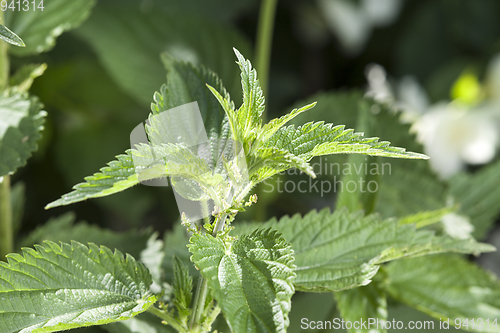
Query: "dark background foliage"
8 0 500 332
16 0 499 235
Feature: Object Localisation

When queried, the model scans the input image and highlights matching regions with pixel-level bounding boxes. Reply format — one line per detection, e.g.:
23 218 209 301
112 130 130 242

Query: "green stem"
211 214 227 237
0 176 13 261
200 199 210 227
255 0 278 101
254 0 278 223
0 10 9 90
189 214 227 331
0 10 12 261
189 277 209 331
148 306 188 333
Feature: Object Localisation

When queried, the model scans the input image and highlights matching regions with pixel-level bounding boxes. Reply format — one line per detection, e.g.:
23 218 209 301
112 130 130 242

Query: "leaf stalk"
0 10 12 261
0 175 13 260
189 213 228 331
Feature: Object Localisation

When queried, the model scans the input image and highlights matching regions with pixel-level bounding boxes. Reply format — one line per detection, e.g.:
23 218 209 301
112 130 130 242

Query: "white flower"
441 213 474 240
318 0 402 54
365 64 394 104
365 60 500 179
396 76 430 122
365 64 429 122
412 103 498 179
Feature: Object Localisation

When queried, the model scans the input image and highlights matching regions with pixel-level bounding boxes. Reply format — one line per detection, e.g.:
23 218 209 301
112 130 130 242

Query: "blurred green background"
8 0 500 331
16 0 500 230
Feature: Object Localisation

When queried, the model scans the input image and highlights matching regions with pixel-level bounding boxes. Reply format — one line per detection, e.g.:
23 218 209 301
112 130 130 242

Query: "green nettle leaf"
0 241 158 333
48 48 429 211
46 56 231 209
257 102 317 145
262 121 427 163
208 50 428 187
44 150 142 209
0 24 25 47
385 255 500 333
449 158 500 239
335 282 388 333
287 91 444 219
46 141 223 208
19 212 153 259
152 55 231 168
0 93 46 176
4 0 96 55
248 146 314 179
189 228 296 333
172 256 193 324
233 48 265 140
235 208 494 292
76 2 250 104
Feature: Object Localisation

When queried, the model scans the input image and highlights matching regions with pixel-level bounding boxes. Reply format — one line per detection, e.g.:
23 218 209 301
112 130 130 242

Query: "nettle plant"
1 45 499 333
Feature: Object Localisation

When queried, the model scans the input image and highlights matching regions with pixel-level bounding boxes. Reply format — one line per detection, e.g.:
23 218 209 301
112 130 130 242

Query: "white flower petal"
442 213 474 240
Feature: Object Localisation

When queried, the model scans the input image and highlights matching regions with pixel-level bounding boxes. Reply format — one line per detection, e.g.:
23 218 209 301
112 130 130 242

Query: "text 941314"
1 0 44 11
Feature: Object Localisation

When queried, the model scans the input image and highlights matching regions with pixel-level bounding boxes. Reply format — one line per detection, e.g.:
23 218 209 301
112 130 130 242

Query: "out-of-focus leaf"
19 212 152 259
5 0 96 55
76 2 250 104
150 0 255 22
151 56 231 171
335 282 387 333
286 293 335 333
385 255 500 333
448 158 500 239
0 93 46 176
